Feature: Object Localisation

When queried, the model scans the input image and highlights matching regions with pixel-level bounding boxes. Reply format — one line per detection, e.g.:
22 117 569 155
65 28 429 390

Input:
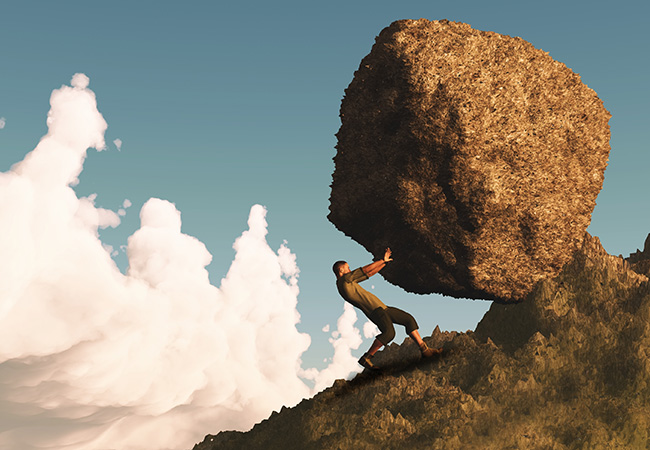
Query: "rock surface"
192 233 650 449
328 19 611 302
626 233 650 277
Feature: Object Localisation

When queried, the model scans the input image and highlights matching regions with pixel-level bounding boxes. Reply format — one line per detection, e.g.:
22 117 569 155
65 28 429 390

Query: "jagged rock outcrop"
328 19 611 302
626 233 650 277
192 233 650 449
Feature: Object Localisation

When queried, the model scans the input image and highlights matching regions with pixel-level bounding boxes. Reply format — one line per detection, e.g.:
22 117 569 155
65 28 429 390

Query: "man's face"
339 263 351 276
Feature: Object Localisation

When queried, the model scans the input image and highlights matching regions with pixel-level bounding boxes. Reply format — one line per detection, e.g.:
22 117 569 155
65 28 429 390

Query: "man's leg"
384 307 442 357
409 329 426 347
358 339 383 371
367 338 383 357
371 308 396 346
359 308 395 370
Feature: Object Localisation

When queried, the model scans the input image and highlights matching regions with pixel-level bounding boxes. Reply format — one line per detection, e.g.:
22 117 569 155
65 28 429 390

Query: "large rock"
328 19 611 302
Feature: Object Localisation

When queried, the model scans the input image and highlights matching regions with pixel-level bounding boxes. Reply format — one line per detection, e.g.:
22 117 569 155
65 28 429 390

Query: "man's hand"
362 248 393 278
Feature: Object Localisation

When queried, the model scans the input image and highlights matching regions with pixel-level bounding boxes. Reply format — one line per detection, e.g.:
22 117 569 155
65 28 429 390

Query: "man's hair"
332 260 347 276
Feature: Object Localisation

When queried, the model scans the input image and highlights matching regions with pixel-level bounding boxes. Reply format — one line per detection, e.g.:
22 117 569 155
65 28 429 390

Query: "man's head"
332 260 350 278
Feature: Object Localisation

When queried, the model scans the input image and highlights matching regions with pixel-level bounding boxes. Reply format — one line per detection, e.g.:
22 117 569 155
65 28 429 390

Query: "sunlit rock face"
328 19 611 302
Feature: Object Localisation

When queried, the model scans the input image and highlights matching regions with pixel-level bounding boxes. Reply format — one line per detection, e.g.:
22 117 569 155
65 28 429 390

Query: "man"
333 248 441 371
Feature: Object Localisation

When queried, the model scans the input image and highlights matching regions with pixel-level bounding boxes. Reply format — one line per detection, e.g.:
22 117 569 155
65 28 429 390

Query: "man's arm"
362 248 392 278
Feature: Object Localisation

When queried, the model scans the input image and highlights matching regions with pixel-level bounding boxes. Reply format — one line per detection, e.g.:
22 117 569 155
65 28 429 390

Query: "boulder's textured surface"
192 233 650 450
328 19 611 302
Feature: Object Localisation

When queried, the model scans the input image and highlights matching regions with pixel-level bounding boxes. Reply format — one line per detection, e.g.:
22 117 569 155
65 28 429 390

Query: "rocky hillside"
192 233 650 449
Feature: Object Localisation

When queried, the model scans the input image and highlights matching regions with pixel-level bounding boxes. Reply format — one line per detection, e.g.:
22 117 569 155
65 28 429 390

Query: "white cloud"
114 138 122 151
300 302 363 392
363 320 380 339
0 74 361 450
71 72 90 89
102 243 118 256
0 117 5 129
118 199 132 216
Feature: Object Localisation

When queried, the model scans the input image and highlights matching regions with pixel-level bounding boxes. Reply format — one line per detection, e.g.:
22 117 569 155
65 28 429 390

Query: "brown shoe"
358 353 380 371
420 343 443 357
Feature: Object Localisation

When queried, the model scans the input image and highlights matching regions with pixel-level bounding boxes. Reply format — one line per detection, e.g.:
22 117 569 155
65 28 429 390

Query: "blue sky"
1 0 648 373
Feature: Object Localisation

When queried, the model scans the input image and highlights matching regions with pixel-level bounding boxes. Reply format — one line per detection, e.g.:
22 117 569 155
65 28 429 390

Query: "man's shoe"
358 353 380 371
420 343 443 357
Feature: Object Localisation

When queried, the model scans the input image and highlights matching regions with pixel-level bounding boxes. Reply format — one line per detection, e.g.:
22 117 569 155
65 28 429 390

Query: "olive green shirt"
336 267 387 317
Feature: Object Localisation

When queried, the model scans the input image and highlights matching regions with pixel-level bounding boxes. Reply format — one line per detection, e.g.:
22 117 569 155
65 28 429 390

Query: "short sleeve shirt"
336 267 387 317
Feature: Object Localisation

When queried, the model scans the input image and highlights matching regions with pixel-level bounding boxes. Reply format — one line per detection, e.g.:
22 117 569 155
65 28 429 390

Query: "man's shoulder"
340 267 368 283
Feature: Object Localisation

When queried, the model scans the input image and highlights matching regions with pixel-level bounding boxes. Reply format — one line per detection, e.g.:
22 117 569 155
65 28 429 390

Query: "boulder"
328 19 611 302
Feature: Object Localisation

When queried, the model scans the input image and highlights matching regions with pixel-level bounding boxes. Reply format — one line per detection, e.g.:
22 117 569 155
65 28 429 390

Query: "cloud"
114 138 122 151
300 302 363 392
118 199 132 216
0 117 5 129
364 320 380 339
0 75 363 450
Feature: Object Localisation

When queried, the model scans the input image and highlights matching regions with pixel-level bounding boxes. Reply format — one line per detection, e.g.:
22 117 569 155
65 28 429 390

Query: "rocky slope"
192 233 650 449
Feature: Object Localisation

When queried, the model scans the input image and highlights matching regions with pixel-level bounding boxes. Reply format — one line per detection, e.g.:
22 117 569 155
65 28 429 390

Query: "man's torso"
336 267 387 317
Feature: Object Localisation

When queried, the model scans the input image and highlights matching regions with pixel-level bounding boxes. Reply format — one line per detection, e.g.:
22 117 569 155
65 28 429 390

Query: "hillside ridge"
193 233 650 449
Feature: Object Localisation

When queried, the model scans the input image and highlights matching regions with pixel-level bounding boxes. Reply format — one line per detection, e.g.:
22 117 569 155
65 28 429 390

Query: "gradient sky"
1 0 648 375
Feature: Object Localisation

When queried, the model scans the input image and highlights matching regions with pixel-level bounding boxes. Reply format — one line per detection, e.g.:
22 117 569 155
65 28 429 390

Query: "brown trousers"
369 306 418 345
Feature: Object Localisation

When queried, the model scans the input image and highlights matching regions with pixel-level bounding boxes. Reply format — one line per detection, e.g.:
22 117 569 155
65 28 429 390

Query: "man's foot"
420 343 443 357
358 353 380 371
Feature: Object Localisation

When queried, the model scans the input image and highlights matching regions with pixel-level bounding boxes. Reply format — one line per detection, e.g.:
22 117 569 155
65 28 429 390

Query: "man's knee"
370 307 396 345
378 327 395 345
405 315 418 334
386 307 418 334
